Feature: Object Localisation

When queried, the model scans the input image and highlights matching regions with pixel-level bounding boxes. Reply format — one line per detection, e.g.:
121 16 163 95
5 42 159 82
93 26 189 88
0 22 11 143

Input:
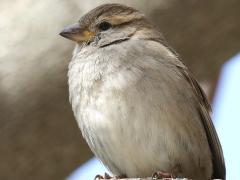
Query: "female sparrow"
60 4 225 180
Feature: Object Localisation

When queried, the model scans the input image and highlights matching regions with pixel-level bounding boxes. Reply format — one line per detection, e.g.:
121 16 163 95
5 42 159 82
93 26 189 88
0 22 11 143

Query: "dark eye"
98 21 111 31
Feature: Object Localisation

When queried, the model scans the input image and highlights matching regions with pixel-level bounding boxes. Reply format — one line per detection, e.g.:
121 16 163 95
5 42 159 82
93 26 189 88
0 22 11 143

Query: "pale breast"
68 40 212 179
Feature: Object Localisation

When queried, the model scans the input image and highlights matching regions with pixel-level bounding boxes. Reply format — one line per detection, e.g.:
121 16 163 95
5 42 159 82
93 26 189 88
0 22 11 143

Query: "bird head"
59 4 158 47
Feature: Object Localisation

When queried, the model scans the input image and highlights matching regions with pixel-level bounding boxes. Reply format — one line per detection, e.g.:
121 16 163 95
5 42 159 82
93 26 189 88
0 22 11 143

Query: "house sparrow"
60 4 225 180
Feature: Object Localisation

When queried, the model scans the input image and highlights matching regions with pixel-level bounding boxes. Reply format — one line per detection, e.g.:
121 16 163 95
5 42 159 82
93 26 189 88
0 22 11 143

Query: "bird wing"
178 65 226 180
157 38 226 179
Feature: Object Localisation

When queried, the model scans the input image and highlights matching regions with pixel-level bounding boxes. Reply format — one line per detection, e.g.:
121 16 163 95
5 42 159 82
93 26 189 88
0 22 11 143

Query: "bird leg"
94 173 110 179
94 173 126 179
152 171 174 179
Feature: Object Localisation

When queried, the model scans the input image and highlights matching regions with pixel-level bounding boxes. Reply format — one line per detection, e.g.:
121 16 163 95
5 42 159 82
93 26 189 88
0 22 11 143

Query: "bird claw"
152 171 173 179
94 173 126 179
94 174 104 180
94 173 111 179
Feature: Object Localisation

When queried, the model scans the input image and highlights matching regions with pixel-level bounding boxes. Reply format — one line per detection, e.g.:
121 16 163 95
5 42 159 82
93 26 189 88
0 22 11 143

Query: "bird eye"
98 21 111 31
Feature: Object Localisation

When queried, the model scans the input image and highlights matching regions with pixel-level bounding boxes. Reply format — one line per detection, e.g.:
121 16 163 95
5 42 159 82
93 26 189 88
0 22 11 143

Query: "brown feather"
153 37 226 179
177 64 226 180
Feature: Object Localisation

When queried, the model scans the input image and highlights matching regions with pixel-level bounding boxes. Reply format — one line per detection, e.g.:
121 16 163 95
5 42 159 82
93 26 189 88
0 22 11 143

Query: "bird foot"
94 173 111 179
94 173 126 179
152 171 174 179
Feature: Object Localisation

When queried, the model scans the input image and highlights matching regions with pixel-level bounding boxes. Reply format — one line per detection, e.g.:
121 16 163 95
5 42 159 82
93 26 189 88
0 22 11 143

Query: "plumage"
60 3 225 180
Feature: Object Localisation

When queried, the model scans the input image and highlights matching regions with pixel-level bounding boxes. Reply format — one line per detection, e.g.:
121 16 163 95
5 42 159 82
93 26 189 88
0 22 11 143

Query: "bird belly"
78 91 171 177
75 86 211 179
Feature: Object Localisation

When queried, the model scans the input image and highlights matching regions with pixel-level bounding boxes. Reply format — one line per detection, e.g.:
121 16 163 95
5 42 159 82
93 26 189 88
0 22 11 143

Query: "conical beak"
59 23 95 42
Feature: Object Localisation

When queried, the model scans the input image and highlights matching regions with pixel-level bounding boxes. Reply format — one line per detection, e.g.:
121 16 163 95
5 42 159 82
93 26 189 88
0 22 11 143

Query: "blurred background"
0 0 240 179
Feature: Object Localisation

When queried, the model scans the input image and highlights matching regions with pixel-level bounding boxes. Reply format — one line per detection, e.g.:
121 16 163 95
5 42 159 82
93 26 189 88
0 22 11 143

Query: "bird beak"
59 23 95 42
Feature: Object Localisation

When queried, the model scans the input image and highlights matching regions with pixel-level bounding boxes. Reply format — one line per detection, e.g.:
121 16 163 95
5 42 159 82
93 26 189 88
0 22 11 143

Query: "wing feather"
178 66 226 180
150 38 225 179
